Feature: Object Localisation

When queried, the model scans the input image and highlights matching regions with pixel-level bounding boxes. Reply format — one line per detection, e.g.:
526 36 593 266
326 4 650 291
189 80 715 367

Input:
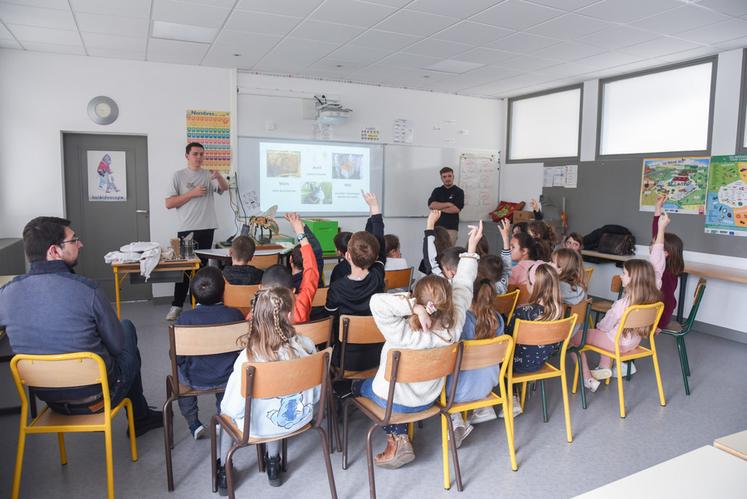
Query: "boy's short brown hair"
347 231 379 269
334 231 352 253
231 236 255 262
384 234 400 254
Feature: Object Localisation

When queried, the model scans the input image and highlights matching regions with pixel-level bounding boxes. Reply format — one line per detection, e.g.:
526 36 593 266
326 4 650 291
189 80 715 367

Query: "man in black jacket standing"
428 167 464 244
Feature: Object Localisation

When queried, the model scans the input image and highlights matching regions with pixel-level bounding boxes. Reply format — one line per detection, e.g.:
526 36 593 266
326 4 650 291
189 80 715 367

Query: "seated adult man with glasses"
0 217 162 436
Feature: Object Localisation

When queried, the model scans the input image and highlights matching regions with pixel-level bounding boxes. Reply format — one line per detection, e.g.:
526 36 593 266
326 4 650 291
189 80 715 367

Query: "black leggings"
172 229 214 307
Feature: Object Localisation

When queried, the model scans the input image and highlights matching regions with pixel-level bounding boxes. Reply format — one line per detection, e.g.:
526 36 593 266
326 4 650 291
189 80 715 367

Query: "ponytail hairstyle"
527 263 563 321
621 259 662 337
512 232 540 261
408 274 455 332
241 287 298 361
663 233 684 276
552 248 586 292
472 255 502 340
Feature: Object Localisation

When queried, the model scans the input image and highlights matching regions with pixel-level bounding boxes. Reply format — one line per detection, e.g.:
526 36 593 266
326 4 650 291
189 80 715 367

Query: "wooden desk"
715 430 747 461
580 250 634 263
111 259 201 319
575 446 747 498
195 247 289 266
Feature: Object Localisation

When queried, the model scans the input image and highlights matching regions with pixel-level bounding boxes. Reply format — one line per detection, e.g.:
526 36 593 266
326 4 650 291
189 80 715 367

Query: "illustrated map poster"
88 150 126 202
705 155 747 237
186 110 231 171
639 157 709 214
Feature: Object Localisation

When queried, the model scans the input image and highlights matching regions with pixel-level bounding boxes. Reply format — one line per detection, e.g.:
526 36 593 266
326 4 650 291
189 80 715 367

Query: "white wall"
0 49 236 296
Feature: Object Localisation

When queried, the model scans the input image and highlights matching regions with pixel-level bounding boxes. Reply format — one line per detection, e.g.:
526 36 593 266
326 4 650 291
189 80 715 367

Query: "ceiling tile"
377 51 441 69
618 36 704 58
487 32 561 54
0 3 75 30
696 0 747 17
254 37 338 71
433 21 513 45
311 0 395 28
75 12 149 37
633 5 729 35
405 38 474 58
536 41 606 61
147 37 210 64
375 9 459 37
81 31 146 50
657 46 717 63
406 0 501 19
0 38 21 48
70 0 152 18
88 46 146 60
325 44 394 64
292 19 364 44
202 45 264 68
572 50 647 70
471 0 563 30
527 13 615 40
577 25 660 50
523 0 600 11
0 0 69 9
22 41 85 54
308 58 367 72
675 18 747 45
712 34 747 50
170 0 235 7
577 0 682 23
8 24 80 45
350 29 422 51
533 60 596 77
236 0 324 17
498 54 560 71
226 10 303 35
212 29 281 52
0 22 13 39
153 0 230 28
454 47 519 65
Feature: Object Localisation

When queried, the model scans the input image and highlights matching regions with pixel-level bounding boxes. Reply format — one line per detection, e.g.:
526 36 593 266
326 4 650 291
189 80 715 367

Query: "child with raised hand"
552 248 587 306
446 250 506 446
495 219 513 294
420 209 454 276
653 194 684 329
509 231 540 285
351 221 483 468
574 213 669 392
218 287 320 492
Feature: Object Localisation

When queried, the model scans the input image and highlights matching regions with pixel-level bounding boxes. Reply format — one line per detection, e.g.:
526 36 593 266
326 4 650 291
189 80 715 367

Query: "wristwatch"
296 233 307 242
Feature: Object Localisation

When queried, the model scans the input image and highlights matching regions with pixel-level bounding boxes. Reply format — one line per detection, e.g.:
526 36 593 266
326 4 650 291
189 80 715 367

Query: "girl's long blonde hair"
527 263 563 321
552 248 586 292
408 274 455 333
621 259 662 337
241 287 298 361
471 255 502 340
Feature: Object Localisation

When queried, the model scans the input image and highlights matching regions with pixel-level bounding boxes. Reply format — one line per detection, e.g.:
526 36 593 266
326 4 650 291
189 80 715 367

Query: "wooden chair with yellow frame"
505 315 578 443
223 282 260 316
248 253 280 270
590 274 623 325
565 299 593 410
210 349 337 499
10 352 138 499
494 289 520 323
163 320 249 491
573 302 665 418
508 284 530 306
384 267 414 292
311 286 329 308
439 335 517 490
341 343 464 499
583 267 594 288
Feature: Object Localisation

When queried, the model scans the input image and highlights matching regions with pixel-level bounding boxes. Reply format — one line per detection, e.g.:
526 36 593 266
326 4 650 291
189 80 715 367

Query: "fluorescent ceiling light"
424 59 484 74
152 21 217 44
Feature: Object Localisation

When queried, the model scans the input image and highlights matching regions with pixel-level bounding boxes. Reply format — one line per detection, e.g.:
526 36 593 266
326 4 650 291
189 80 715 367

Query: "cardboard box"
512 210 534 223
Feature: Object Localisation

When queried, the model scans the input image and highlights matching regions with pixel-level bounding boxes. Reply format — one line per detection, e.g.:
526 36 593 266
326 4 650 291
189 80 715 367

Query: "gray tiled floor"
1 301 745 498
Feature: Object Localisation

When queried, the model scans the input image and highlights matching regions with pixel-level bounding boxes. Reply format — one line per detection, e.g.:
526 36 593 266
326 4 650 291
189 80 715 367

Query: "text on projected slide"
259 142 371 212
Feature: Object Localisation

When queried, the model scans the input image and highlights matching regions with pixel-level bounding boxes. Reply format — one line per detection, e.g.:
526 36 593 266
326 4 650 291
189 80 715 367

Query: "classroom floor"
0 301 745 499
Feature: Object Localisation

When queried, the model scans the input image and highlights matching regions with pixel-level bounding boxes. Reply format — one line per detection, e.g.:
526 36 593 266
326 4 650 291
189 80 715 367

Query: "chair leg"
165 379 175 450
571 358 579 394
675 338 691 396
651 349 667 408
226 445 239 499
11 427 26 499
210 417 218 493
625 361 633 382
57 433 67 465
342 400 350 470
257 443 266 472
501 402 518 471
681 337 691 376
163 395 175 491
575 352 587 410
104 427 115 499
407 422 414 442
315 427 338 499
124 399 138 462
539 380 548 423
520 382 527 410
281 438 288 472
560 373 573 443
441 414 451 489
616 363 626 418
506 384 515 439
365 424 378 499
444 415 463 492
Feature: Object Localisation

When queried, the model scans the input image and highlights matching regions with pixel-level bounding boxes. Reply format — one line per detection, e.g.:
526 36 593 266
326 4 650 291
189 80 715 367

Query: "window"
508 86 581 162
599 59 715 157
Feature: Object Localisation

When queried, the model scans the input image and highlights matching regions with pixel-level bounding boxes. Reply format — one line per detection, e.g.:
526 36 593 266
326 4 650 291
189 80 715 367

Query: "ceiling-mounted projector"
315 94 352 125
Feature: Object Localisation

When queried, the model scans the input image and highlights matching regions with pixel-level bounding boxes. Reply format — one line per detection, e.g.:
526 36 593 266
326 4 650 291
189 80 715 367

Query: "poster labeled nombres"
639 157 709 214
705 155 747 237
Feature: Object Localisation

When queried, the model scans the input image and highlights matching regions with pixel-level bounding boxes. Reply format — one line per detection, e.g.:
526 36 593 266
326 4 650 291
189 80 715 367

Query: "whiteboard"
458 153 499 221
383 145 458 217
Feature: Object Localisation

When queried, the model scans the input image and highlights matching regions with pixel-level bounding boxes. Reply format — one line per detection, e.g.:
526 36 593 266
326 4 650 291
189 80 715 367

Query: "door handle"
136 209 148 214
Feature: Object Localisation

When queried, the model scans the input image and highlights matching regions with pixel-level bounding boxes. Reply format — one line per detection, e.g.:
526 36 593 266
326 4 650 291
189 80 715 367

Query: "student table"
195 247 289 266
575 446 747 498
111 259 201 319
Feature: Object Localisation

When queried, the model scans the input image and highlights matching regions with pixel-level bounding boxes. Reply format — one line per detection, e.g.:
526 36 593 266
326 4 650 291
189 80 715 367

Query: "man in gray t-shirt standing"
165 142 229 321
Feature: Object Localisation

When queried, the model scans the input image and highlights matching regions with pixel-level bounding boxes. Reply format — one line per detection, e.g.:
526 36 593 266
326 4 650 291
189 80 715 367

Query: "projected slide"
259 142 371 212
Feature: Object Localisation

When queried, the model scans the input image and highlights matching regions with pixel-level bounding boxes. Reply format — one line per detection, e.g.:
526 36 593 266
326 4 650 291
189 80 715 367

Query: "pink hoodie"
509 260 537 286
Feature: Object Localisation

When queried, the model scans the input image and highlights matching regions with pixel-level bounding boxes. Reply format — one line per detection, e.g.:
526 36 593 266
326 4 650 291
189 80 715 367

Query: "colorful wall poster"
88 150 126 202
705 155 747 237
639 157 709 214
186 110 231 171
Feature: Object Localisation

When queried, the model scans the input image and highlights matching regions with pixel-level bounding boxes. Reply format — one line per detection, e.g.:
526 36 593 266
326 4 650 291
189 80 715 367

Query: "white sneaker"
583 377 600 393
449 419 474 449
498 395 523 418
590 366 612 381
166 306 182 321
470 407 497 424
612 362 637 378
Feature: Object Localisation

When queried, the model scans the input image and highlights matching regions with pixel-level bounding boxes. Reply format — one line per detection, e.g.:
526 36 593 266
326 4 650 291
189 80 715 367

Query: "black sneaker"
127 409 164 438
216 464 228 496
265 454 282 487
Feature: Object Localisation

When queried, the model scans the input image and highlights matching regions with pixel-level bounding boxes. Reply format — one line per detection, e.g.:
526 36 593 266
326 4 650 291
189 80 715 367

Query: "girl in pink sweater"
574 213 670 392
509 232 540 285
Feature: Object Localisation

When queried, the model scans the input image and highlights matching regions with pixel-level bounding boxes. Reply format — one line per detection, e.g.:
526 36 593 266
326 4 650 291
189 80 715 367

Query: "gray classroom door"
63 133 151 301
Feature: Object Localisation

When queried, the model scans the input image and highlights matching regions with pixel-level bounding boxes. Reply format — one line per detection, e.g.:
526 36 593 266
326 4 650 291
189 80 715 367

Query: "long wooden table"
111 259 201 319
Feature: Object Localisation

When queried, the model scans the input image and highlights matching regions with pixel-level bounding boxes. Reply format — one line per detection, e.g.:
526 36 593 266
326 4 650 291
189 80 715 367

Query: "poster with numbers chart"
705 155 747 237
458 153 499 222
186 110 231 171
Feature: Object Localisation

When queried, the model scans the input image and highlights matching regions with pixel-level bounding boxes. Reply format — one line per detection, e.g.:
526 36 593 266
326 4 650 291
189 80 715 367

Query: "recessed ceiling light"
335 64 344 68
233 53 241 57
152 20 217 44
424 59 484 74
423 75 430 78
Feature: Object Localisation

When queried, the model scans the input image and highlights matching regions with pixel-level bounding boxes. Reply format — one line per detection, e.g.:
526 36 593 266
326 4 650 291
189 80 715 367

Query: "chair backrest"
610 275 623 296
385 267 413 291
295 316 333 347
494 289 520 319
384 343 461 383
171 321 249 356
508 284 530 306
339 315 385 344
223 282 260 315
684 278 707 329
311 287 328 308
249 253 280 270
460 335 514 372
241 348 329 400
513 315 578 347
615 302 663 340
583 267 594 287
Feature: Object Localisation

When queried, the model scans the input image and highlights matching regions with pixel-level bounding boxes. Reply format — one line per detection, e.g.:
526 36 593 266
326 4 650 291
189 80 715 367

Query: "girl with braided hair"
218 287 320 491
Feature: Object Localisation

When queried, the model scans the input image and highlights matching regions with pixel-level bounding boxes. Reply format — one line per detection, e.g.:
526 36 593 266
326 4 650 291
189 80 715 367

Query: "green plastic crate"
304 219 338 255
